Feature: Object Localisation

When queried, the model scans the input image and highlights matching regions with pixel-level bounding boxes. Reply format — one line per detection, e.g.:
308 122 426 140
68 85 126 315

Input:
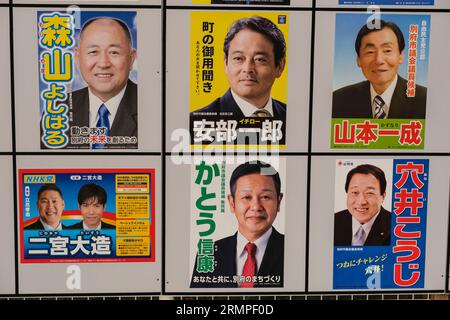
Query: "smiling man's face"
76 19 136 102
225 29 285 108
346 173 385 224
357 27 403 95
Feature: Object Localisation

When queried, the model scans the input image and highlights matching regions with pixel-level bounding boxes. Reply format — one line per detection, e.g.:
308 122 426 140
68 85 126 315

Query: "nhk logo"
23 175 55 183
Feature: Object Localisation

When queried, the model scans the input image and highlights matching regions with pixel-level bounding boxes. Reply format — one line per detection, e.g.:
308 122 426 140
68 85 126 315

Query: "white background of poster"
317 0 450 8
0 9 12 152
0 156 15 294
16 155 161 294
309 156 450 291
13 8 161 152
166 155 307 292
166 10 311 153
311 11 450 153
166 0 312 6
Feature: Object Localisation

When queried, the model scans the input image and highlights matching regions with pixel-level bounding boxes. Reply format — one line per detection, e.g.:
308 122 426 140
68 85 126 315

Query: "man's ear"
227 194 235 213
129 48 137 71
276 58 286 78
277 193 284 211
356 56 361 68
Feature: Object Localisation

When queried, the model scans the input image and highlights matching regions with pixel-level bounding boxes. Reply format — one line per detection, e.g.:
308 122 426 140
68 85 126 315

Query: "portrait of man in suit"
332 19 427 119
69 17 137 149
334 164 391 246
68 183 115 230
191 160 284 288
25 184 66 230
190 16 287 145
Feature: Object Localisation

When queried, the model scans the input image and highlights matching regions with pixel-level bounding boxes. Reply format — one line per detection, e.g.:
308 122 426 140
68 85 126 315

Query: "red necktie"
240 242 257 288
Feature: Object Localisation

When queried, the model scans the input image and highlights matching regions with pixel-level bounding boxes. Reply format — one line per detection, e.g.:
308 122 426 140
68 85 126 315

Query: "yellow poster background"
190 11 289 112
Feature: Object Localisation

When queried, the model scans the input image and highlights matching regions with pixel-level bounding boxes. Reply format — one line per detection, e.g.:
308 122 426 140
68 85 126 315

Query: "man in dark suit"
68 17 137 149
191 161 284 288
25 184 66 230
332 19 427 119
334 164 391 246
67 183 115 230
190 16 286 145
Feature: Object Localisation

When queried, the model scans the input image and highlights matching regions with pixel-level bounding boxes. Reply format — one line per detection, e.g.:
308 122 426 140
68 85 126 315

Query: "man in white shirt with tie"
68 17 138 149
332 19 427 119
334 164 392 246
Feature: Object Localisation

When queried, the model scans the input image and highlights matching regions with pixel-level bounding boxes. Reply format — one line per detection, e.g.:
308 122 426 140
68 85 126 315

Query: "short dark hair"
230 161 281 198
37 184 64 200
223 16 286 67
80 17 133 46
355 19 405 57
345 164 387 195
78 183 107 206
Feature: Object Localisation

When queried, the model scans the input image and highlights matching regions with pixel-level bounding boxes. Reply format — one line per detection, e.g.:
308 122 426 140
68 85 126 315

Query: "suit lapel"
220 89 245 118
110 80 137 136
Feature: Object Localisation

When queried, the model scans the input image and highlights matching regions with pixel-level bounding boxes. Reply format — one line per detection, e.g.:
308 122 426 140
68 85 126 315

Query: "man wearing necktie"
332 19 427 119
190 16 287 144
334 164 392 246
190 161 285 288
66 17 138 149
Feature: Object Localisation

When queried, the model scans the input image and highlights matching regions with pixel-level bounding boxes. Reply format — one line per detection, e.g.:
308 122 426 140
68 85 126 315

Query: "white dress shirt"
236 227 272 276
230 89 274 117
351 211 381 245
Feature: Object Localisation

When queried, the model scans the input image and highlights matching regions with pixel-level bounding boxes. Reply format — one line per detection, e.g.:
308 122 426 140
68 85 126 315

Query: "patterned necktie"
252 109 272 117
353 226 366 246
373 95 387 119
240 242 257 288
92 104 110 149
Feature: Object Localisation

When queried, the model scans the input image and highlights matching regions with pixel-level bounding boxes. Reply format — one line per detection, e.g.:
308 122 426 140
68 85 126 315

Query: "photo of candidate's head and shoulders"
67 183 115 230
334 164 391 247
190 161 285 288
25 184 67 230
332 19 427 120
190 16 287 122
65 17 138 149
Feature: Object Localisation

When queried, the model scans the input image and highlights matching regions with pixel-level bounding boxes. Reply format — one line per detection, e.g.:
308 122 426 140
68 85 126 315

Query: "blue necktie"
92 104 110 149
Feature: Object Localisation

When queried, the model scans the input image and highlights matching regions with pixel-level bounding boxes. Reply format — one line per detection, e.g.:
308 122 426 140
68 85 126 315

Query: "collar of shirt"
40 219 62 231
370 74 398 118
236 227 273 276
351 210 381 243
88 84 128 129
230 89 274 117
82 221 101 230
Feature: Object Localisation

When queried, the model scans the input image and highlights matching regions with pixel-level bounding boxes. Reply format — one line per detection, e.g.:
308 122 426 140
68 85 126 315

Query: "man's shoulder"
334 209 352 220
333 80 369 98
191 97 222 114
66 221 83 229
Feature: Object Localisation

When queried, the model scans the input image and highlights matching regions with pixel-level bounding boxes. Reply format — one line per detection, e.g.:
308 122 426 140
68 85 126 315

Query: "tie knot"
252 109 271 117
245 242 257 256
374 95 385 107
98 104 110 117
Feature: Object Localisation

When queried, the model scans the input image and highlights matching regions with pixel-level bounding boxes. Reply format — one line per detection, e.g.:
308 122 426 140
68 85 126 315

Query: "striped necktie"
92 104 110 149
373 95 387 119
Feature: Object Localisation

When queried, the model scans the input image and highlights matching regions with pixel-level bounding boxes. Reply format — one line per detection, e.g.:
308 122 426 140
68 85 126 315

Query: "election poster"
38 11 138 150
189 157 286 289
19 168 155 263
333 159 429 289
331 13 431 149
339 0 434 5
189 12 289 149
192 0 290 4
